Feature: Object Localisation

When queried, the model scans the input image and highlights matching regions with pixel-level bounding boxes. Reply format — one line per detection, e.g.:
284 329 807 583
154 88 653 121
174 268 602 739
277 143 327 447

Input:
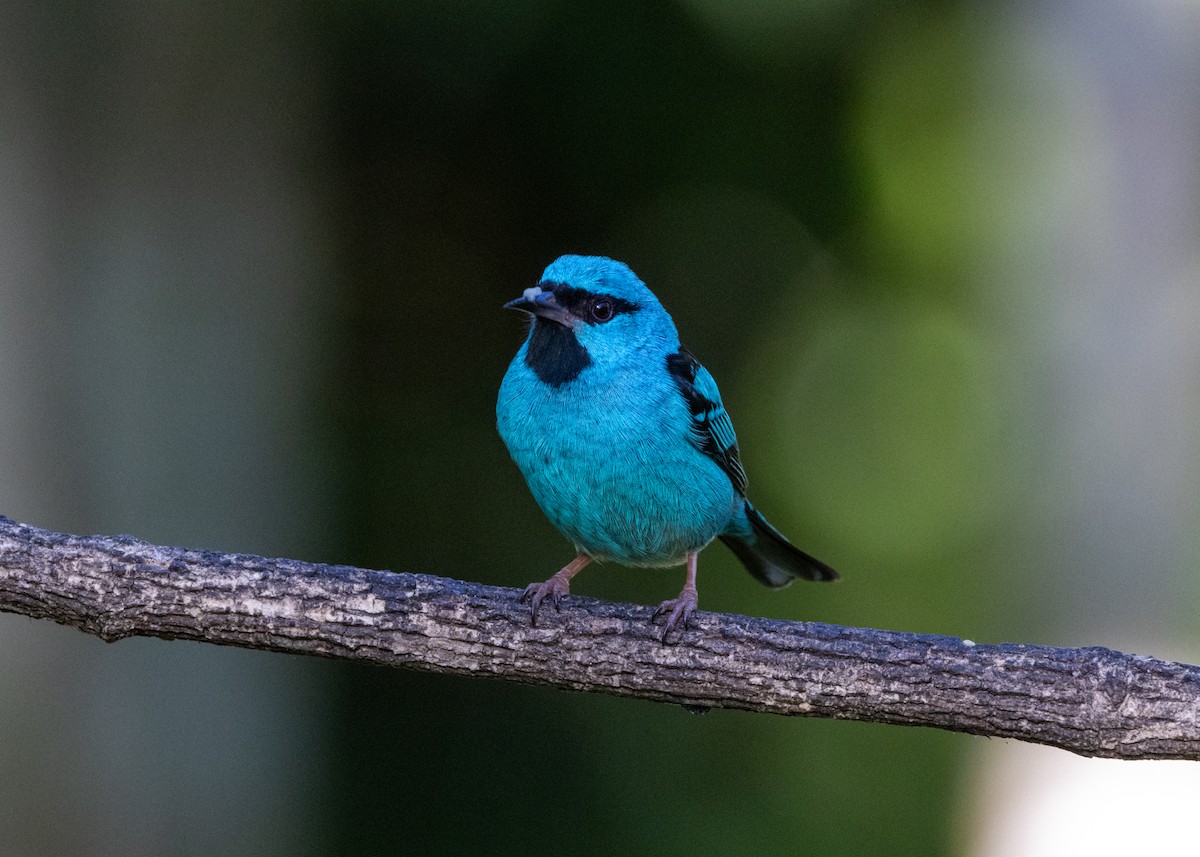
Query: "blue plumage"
497 255 837 639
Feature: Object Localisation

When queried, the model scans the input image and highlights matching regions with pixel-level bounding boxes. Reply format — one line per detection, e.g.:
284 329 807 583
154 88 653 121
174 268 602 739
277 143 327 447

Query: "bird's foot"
652 587 698 643
519 572 571 625
518 554 592 626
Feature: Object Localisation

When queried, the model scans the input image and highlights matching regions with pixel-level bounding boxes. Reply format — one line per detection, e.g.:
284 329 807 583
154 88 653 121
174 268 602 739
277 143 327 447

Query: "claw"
652 589 698 643
520 576 569 625
652 551 700 643
518 554 592 626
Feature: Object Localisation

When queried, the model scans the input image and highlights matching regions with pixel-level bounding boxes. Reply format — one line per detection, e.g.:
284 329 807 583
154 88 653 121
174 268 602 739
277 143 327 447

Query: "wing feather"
665 347 748 494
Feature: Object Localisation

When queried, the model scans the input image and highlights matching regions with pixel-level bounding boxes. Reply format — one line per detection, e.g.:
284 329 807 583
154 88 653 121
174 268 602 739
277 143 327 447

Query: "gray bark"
1 515 1197 760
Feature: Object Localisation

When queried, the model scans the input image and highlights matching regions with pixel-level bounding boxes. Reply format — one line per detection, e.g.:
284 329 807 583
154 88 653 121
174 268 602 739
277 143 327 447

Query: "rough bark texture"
1 515 1197 759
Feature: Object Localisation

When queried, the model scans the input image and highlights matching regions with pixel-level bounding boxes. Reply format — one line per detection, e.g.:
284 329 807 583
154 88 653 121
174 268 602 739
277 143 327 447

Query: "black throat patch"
525 319 591 387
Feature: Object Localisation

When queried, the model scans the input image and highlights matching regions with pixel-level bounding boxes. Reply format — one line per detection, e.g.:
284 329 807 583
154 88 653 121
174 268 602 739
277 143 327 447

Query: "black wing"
666 347 748 494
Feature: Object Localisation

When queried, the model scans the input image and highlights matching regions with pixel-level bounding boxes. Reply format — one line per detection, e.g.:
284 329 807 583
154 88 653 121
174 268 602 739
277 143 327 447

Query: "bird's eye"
591 298 615 323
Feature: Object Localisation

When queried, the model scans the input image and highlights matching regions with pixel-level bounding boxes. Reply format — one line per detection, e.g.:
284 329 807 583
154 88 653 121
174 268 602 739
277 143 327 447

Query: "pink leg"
520 553 592 625
652 551 699 641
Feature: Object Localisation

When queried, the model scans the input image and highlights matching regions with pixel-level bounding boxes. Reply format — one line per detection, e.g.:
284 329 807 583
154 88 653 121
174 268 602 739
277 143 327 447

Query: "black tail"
719 502 839 588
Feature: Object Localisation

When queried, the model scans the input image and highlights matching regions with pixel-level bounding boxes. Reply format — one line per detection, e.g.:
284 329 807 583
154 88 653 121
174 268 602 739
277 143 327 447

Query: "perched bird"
496 255 837 640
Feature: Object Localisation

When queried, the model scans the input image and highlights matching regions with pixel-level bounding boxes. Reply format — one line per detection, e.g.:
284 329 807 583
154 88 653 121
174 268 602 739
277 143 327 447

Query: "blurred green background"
2 1 1200 855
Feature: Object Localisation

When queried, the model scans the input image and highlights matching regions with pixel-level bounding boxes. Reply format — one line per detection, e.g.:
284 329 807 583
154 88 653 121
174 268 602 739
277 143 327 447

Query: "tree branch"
1 515 1197 760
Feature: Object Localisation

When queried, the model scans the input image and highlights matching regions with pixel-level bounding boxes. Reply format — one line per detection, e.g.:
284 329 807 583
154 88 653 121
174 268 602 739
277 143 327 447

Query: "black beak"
504 285 573 326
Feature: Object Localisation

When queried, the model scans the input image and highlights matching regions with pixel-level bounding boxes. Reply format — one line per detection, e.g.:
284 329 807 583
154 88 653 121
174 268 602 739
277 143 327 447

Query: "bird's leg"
520 552 591 625
653 551 699 641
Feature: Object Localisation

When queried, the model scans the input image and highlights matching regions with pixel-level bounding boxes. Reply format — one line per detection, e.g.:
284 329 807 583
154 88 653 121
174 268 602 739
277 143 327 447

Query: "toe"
661 604 691 642
519 577 569 626
653 592 698 642
522 583 548 624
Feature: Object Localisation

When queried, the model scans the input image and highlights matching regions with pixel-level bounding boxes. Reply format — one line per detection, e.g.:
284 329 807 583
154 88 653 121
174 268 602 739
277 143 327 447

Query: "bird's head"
504 256 677 385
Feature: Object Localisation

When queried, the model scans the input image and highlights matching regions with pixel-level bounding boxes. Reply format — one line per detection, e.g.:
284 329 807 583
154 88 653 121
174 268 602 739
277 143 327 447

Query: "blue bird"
497 255 837 640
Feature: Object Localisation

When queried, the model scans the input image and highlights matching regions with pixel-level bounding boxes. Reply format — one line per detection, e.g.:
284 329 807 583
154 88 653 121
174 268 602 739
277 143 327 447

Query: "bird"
496 254 837 640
